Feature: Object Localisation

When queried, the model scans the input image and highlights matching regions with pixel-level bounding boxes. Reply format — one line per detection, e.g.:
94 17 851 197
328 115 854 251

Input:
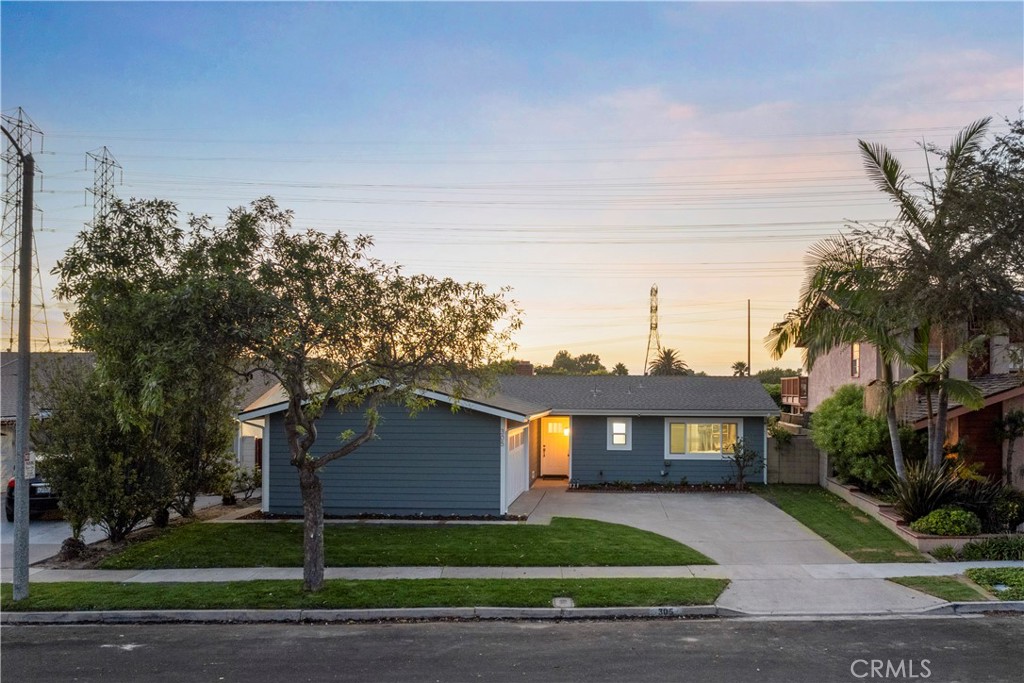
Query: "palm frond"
858 140 928 229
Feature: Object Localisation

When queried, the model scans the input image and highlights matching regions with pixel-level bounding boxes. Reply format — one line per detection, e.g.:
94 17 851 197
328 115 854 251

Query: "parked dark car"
4 476 60 522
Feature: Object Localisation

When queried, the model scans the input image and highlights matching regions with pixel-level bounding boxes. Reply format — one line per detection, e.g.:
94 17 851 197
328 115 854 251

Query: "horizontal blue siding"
571 415 767 485
268 401 501 515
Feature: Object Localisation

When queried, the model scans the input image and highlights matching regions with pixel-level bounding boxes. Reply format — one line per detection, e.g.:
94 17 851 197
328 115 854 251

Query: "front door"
540 416 571 477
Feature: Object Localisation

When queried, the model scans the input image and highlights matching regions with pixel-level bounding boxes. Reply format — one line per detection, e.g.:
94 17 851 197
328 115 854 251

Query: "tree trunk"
924 389 937 468
299 464 325 592
881 362 906 480
933 382 950 468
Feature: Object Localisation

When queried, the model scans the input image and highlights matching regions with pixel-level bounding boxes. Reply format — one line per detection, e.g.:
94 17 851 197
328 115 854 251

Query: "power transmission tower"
643 284 661 375
86 146 121 226
1 108 50 352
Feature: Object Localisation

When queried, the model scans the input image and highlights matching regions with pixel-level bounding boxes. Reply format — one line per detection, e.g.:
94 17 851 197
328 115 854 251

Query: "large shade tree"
208 199 522 591
55 199 241 518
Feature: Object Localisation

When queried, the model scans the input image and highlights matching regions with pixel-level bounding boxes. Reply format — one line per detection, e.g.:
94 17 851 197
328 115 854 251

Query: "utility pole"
3 122 34 600
747 299 751 376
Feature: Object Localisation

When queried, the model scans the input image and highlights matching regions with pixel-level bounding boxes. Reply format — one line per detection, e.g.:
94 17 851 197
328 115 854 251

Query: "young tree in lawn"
223 204 521 592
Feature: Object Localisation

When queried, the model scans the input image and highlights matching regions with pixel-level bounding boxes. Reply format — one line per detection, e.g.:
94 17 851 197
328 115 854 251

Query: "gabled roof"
497 375 780 416
907 373 1024 428
238 374 779 422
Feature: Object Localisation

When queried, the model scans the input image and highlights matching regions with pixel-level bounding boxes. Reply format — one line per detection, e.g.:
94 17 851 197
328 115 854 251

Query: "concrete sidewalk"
10 560 1022 616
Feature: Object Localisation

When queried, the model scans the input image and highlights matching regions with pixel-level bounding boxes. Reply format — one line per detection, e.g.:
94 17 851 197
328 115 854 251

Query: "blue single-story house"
237 375 780 516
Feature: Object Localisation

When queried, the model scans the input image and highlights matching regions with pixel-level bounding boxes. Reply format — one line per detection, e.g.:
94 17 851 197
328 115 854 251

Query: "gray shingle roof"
904 373 1024 425
494 375 779 415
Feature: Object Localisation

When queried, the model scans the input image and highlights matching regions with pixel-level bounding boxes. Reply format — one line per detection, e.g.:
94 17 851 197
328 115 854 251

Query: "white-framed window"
607 417 632 451
664 419 742 460
851 343 861 378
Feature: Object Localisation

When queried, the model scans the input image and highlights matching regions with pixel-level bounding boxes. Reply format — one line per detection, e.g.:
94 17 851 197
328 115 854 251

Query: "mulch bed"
571 482 752 494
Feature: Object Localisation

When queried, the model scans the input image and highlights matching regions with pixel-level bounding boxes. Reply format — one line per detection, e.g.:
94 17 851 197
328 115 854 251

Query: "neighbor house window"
851 343 861 378
607 418 632 450
665 419 741 459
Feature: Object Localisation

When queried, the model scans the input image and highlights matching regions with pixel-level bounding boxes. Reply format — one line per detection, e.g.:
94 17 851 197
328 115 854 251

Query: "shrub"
233 466 262 501
763 383 782 409
951 478 1002 527
987 488 1024 533
34 365 171 543
909 507 982 536
959 536 1024 562
889 461 959 522
930 544 959 561
767 416 792 449
811 385 891 492
729 438 762 490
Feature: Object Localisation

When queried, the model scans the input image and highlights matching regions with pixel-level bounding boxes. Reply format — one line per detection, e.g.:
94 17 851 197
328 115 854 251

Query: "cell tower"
643 284 661 375
86 146 121 226
1 107 51 352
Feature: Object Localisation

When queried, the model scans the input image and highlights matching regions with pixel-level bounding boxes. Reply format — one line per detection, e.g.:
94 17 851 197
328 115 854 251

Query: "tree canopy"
647 348 692 376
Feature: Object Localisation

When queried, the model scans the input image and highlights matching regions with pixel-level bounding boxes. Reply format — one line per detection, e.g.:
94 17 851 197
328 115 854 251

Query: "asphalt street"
2 615 1022 683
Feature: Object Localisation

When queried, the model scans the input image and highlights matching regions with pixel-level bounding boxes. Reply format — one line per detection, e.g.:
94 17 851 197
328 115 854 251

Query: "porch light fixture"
563 428 571 437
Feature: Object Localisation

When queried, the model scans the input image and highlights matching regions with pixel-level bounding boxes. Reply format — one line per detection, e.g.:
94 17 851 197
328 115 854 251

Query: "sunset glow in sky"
3 2 1022 374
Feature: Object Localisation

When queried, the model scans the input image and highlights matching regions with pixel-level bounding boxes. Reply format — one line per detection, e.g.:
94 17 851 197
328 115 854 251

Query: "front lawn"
0 578 729 611
100 517 714 569
965 568 1024 601
753 485 926 563
888 576 991 602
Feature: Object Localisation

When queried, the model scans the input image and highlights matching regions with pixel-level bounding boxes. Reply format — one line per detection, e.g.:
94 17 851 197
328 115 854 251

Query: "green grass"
753 485 926 563
0 578 729 611
889 576 991 602
100 517 714 569
965 568 1024 601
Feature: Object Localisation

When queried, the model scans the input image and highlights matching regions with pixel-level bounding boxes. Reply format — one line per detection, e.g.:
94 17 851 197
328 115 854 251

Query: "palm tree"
892 324 985 468
611 362 629 376
647 348 691 376
731 361 749 377
857 118 999 466
766 235 912 478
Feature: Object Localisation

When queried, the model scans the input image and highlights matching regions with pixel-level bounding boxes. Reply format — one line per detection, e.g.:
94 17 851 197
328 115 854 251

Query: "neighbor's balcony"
781 376 808 408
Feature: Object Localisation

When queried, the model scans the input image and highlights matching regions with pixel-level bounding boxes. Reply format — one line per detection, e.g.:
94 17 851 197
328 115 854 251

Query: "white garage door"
505 426 529 507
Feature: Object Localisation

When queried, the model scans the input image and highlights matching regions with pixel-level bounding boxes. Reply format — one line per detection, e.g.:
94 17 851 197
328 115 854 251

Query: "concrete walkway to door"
507 484 952 615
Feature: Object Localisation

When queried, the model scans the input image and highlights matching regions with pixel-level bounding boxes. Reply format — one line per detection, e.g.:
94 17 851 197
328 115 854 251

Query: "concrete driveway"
508 485 950 614
510 485 852 566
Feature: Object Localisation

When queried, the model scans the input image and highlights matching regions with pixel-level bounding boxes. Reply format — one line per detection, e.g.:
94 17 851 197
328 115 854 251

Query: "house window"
851 343 861 378
607 418 632 450
665 419 741 460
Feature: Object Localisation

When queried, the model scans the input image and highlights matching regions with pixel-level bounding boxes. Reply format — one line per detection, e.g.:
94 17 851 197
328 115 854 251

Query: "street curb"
918 600 1024 616
5 602 1022 625
1 605 726 625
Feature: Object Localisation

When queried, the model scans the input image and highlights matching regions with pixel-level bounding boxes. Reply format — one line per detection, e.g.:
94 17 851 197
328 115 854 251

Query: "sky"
2 1 1022 375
